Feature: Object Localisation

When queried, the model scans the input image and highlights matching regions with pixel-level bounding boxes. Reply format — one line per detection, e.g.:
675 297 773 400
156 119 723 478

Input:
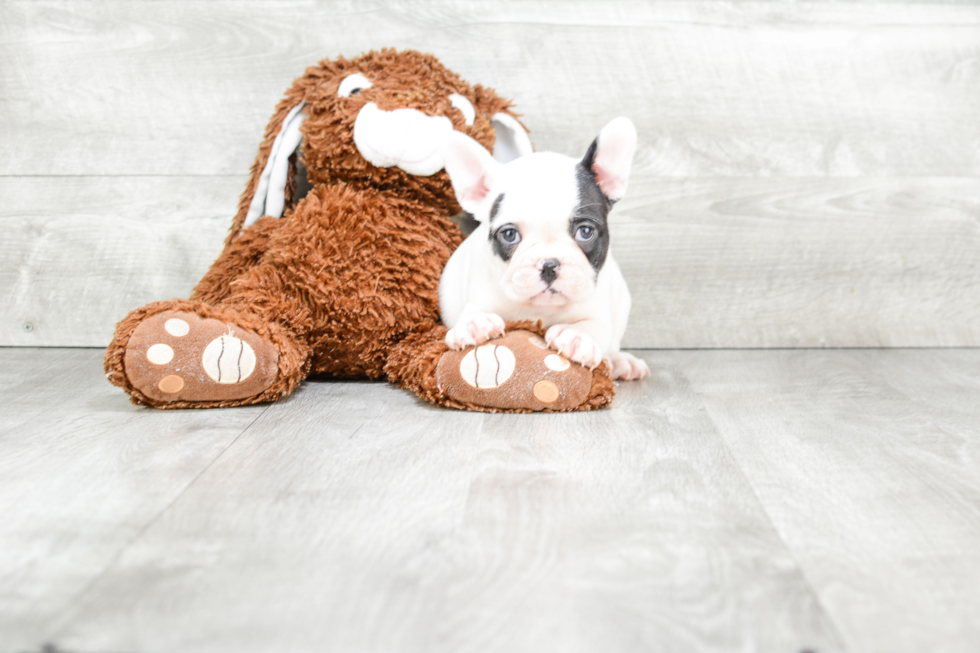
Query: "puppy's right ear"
442 131 502 218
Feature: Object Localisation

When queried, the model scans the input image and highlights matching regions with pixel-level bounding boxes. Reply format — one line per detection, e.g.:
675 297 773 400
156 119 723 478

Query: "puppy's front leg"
445 305 506 350
545 319 610 370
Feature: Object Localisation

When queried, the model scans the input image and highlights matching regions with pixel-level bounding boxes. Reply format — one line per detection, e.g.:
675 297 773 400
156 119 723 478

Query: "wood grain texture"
3 1 979 177
433 377 840 653
8 346 980 652
3 176 978 348
0 176 239 346
18 350 840 653
47 376 488 652
0 348 268 650
677 348 980 653
614 177 980 348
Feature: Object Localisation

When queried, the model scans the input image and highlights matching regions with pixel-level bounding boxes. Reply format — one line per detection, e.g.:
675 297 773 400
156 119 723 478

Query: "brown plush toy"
104 50 614 412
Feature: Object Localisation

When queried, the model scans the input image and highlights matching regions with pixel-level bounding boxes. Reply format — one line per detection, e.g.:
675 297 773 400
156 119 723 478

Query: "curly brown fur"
192 216 281 305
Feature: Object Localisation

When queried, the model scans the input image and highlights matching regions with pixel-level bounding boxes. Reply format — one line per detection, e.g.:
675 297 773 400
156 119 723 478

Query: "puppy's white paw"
545 324 603 369
445 312 506 350
609 351 650 380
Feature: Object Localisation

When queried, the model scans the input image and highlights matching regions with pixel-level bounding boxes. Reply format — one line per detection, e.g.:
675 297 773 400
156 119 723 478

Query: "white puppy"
438 117 649 381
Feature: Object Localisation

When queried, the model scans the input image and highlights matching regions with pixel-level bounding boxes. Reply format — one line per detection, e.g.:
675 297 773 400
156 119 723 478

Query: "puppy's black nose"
540 259 560 285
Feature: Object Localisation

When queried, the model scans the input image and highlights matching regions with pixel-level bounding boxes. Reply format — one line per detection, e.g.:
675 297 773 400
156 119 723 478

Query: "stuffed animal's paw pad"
459 343 516 389
436 329 594 411
123 310 278 403
201 335 257 384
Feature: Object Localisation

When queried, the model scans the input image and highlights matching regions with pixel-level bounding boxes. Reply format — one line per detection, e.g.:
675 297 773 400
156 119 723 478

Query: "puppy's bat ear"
582 117 637 202
442 131 502 217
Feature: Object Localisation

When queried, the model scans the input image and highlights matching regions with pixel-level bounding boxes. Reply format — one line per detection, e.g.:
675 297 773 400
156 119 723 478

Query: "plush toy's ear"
242 101 307 228
442 131 502 218
490 112 533 164
582 117 637 202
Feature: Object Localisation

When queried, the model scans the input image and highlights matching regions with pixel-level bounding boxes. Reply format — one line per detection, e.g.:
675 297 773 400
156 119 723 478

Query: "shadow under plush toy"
105 50 614 412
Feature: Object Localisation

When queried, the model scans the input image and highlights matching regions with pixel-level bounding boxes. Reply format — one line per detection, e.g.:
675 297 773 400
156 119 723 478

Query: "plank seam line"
688 386 851 651
43 405 272 641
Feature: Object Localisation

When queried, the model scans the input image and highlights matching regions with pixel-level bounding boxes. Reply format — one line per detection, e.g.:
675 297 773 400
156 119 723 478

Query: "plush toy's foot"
105 297 313 408
121 310 280 404
386 321 614 413
435 329 611 412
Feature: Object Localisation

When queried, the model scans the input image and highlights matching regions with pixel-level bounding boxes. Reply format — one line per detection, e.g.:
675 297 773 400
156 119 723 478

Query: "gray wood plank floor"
2 347 978 653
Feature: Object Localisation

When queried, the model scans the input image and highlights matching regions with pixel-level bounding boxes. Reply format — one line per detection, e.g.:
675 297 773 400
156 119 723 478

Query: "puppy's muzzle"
540 259 560 285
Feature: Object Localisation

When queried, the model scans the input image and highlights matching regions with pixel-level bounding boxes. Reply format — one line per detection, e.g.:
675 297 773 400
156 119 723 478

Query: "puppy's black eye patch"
491 222 521 261
570 217 608 272
573 161 612 273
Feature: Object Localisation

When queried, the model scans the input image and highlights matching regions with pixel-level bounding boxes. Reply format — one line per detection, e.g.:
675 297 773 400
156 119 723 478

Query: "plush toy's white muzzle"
353 102 454 176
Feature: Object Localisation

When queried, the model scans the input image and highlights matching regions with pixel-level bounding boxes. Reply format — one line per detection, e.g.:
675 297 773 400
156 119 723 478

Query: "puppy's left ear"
582 117 637 202
442 131 502 218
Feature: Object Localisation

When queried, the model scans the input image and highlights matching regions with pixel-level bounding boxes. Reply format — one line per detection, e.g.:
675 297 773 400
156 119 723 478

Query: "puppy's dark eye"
498 227 521 245
576 225 595 241
350 88 362 96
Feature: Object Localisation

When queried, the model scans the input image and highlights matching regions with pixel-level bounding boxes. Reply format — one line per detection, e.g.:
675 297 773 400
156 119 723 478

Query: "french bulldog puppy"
438 117 649 380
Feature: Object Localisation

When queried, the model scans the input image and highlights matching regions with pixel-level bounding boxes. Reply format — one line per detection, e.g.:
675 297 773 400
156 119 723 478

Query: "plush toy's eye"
449 93 476 126
338 73 372 98
575 224 595 242
498 227 521 245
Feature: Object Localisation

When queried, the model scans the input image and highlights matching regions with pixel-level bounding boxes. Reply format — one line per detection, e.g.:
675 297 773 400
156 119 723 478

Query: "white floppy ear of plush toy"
244 102 308 227
489 113 533 163
441 131 504 219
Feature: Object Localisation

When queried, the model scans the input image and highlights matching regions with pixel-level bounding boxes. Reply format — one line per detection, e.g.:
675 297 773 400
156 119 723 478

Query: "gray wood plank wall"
3 1 978 348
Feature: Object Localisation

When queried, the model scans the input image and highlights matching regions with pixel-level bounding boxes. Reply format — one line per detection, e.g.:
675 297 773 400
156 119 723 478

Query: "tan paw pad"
158 375 185 394
533 380 559 403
